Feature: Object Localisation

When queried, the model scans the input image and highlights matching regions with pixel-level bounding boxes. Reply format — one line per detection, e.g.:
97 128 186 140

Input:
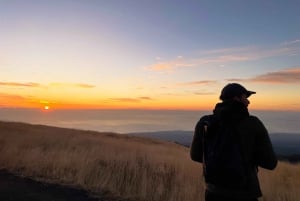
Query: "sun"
44 105 50 110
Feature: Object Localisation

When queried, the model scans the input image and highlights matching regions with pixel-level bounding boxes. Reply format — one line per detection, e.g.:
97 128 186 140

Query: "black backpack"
201 115 248 189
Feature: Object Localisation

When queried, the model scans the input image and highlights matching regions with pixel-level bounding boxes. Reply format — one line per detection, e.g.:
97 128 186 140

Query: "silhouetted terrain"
0 170 100 201
129 131 300 162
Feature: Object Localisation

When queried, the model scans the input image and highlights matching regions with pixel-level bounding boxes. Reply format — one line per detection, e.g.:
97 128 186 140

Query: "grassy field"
0 121 299 201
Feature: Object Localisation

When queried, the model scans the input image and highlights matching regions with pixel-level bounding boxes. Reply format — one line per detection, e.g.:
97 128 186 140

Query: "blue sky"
0 0 300 110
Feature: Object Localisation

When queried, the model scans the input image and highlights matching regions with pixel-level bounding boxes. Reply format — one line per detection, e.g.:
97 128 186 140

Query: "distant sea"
0 108 299 134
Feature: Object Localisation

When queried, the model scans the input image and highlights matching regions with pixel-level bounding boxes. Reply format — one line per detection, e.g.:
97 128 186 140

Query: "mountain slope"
129 131 300 161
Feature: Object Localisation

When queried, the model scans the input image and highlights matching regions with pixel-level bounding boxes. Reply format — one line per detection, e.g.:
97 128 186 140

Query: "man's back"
201 114 249 189
190 99 277 200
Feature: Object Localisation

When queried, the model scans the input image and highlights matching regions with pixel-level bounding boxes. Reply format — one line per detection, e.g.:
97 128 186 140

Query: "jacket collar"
213 100 249 123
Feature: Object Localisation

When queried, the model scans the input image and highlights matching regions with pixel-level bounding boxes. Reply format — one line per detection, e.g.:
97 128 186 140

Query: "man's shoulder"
199 114 214 122
195 114 214 129
239 115 267 133
198 114 217 125
244 115 263 124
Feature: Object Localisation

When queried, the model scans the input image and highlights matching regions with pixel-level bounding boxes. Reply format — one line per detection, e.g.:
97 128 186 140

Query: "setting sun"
0 1 299 112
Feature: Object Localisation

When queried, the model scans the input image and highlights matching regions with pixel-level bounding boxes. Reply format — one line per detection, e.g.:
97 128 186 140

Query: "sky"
0 0 300 111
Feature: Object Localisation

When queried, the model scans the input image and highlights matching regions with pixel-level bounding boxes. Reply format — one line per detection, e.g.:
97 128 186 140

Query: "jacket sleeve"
190 116 208 163
252 116 278 170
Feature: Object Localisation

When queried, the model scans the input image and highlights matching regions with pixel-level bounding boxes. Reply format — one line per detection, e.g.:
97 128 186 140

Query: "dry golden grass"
0 121 299 201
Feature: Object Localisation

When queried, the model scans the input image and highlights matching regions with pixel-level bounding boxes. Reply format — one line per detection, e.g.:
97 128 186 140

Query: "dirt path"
0 170 101 201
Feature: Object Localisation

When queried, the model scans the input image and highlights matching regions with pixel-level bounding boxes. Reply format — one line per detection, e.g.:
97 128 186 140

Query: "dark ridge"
129 131 300 162
277 154 300 164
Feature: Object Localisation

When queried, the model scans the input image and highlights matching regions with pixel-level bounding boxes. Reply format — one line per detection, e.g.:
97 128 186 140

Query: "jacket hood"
213 100 249 124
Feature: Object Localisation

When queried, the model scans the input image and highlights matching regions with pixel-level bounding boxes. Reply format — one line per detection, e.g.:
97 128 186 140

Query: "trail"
0 170 101 201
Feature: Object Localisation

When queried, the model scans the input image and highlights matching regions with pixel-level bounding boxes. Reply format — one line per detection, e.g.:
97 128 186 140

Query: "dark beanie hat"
220 83 256 101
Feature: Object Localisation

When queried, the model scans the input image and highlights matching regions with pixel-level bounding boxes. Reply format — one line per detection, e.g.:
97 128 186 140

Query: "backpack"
201 115 248 189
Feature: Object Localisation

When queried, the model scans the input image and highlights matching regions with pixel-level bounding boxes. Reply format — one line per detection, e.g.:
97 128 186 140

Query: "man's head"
220 83 256 107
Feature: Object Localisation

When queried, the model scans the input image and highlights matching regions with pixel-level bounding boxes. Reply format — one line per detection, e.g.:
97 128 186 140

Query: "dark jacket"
190 100 277 199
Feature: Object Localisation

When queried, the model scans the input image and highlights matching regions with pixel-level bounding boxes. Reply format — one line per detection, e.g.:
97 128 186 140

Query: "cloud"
49 82 95 88
0 93 27 100
145 53 251 72
226 78 245 82
194 92 215 95
249 67 300 84
0 93 29 107
146 56 195 71
110 98 141 103
228 67 300 84
139 96 154 100
147 63 174 71
147 62 195 71
200 46 255 55
145 41 300 72
281 39 300 46
0 81 95 89
177 80 218 86
0 82 40 87
109 97 153 103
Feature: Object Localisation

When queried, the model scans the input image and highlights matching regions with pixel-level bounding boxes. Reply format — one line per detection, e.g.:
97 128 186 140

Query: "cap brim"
246 91 256 97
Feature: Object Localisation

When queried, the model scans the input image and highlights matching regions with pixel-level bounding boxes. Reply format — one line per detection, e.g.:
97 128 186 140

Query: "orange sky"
1 81 299 111
1 1 300 111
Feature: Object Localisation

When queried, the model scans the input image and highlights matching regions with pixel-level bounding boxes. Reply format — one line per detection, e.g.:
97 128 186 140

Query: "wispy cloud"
281 39 300 46
49 82 95 88
177 80 218 86
0 93 27 100
199 46 255 55
146 63 174 71
228 67 300 84
75 83 95 88
146 59 194 71
109 97 153 103
146 41 300 72
0 93 30 107
194 92 215 95
0 82 40 87
146 55 250 71
139 96 154 100
145 53 250 72
226 78 245 82
0 81 95 88
110 98 141 103
249 67 300 84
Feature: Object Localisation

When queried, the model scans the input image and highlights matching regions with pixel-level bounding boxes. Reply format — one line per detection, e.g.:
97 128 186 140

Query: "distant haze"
0 109 299 134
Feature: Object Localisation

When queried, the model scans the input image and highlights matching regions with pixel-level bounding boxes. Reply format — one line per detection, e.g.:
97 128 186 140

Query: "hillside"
129 131 300 162
1 121 300 201
0 121 195 201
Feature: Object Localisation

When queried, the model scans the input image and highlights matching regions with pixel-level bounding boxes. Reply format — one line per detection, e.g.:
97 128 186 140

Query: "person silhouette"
190 83 277 201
